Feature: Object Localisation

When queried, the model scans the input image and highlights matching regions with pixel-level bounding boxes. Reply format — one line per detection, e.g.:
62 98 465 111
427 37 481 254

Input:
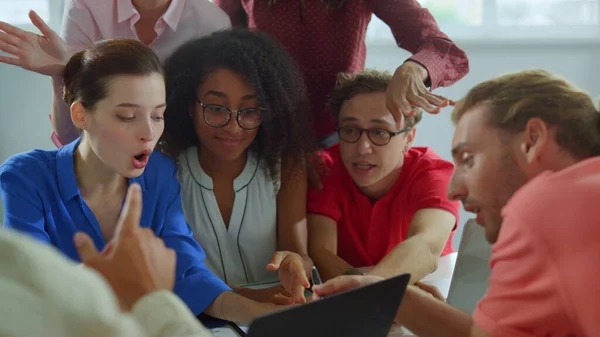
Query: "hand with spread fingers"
386 60 454 123
0 10 69 76
72 183 176 312
267 251 310 304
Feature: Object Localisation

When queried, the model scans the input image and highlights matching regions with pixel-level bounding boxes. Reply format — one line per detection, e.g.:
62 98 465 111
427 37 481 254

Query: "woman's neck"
74 140 127 198
132 0 172 19
198 146 248 180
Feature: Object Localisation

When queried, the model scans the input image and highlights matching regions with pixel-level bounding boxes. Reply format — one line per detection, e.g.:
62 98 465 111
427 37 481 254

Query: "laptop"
245 273 411 337
446 219 491 313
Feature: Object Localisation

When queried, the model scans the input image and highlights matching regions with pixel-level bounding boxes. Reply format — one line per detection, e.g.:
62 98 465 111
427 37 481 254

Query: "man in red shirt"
307 70 459 282
214 0 469 147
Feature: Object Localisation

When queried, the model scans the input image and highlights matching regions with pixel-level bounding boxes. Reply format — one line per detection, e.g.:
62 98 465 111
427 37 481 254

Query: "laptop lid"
446 219 491 313
247 273 411 337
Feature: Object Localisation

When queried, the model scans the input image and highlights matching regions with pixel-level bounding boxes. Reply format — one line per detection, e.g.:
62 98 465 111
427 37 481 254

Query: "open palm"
0 10 69 76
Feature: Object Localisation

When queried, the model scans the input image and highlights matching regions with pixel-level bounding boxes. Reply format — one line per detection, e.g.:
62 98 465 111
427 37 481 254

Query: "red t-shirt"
307 144 459 267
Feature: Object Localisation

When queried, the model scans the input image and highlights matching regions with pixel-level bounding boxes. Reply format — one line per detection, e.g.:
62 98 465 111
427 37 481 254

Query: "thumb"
311 276 362 298
114 183 143 237
267 251 287 271
28 10 56 38
73 232 100 263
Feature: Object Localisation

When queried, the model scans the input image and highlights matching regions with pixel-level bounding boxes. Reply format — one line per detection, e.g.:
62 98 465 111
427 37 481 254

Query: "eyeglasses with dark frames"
196 99 265 130
336 125 412 146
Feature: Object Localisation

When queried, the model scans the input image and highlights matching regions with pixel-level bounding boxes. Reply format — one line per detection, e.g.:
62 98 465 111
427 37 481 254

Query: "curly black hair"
160 28 319 184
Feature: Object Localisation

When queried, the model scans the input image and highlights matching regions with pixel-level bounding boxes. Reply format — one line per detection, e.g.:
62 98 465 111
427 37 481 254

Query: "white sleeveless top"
178 147 280 286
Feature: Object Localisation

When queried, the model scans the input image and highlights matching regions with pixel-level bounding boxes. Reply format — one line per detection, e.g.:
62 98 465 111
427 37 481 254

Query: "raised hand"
0 10 69 76
73 183 176 311
267 251 310 304
386 60 454 122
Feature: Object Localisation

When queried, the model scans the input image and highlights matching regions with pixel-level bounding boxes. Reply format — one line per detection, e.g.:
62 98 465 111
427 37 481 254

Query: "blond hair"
329 69 423 128
451 69 600 158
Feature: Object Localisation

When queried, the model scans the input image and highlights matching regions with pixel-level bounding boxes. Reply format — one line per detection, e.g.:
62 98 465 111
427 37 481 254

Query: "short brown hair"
63 38 163 108
329 69 423 128
451 69 600 158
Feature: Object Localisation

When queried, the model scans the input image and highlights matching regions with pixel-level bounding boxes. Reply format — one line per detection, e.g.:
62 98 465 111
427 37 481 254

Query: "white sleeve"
0 230 212 337
132 291 214 337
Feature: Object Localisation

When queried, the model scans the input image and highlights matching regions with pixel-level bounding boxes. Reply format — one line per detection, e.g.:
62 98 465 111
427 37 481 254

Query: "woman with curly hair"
161 28 319 306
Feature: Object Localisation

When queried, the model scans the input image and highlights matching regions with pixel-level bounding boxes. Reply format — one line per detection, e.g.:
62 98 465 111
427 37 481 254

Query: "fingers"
100 240 114 256
73 232 100 262
301 273 310 289
0 31 20 48
0 21 29 40
0 54 20 66
290 286 307 304
414 282 445 302
422 92 447 106
386 93 413 121
267 250 287 271
311 276 361 299
409 94 437 114
114 183 143 236
29 10 55 37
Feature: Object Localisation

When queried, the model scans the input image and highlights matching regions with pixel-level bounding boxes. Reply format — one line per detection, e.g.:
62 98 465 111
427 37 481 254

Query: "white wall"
1 41 599 247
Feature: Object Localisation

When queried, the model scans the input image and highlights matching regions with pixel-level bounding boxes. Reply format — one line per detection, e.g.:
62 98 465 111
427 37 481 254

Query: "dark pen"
312 266 323 286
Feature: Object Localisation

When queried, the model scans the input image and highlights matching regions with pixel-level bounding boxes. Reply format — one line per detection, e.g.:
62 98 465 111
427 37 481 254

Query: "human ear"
520 118 548 163
70 101 87 130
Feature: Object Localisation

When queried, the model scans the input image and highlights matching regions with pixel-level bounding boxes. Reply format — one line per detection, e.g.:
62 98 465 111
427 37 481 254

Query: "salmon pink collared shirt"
307 144 459 268
51 0 231 147
474 157 600 337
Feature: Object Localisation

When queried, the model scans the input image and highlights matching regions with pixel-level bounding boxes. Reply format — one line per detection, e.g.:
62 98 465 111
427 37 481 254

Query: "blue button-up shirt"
0 139 231 315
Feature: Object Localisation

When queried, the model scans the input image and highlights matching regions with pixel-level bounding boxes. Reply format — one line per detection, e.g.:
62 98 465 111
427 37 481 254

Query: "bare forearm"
311 247 354 281
397 287 472 337
367 237 438 282
50 76 80 145
204 291 270 324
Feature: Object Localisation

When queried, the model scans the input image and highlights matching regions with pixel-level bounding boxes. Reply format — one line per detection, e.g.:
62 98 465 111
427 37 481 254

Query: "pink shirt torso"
60 0 231 62
51 0 231 147
474 157 600 337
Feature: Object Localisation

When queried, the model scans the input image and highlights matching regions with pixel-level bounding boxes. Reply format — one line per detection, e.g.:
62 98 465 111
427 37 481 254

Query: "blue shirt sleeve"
160 176 232 315
0 160 51 244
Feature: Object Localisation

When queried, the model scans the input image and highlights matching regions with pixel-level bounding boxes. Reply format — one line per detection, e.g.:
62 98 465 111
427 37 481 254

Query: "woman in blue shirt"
0 38 279 321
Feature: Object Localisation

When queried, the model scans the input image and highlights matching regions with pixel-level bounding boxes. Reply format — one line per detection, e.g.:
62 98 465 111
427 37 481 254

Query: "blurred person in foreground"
0 183 213 337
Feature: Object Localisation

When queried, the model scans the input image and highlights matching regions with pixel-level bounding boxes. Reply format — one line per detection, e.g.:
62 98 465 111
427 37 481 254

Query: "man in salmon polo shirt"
307 70 459 283
312 69 600 337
